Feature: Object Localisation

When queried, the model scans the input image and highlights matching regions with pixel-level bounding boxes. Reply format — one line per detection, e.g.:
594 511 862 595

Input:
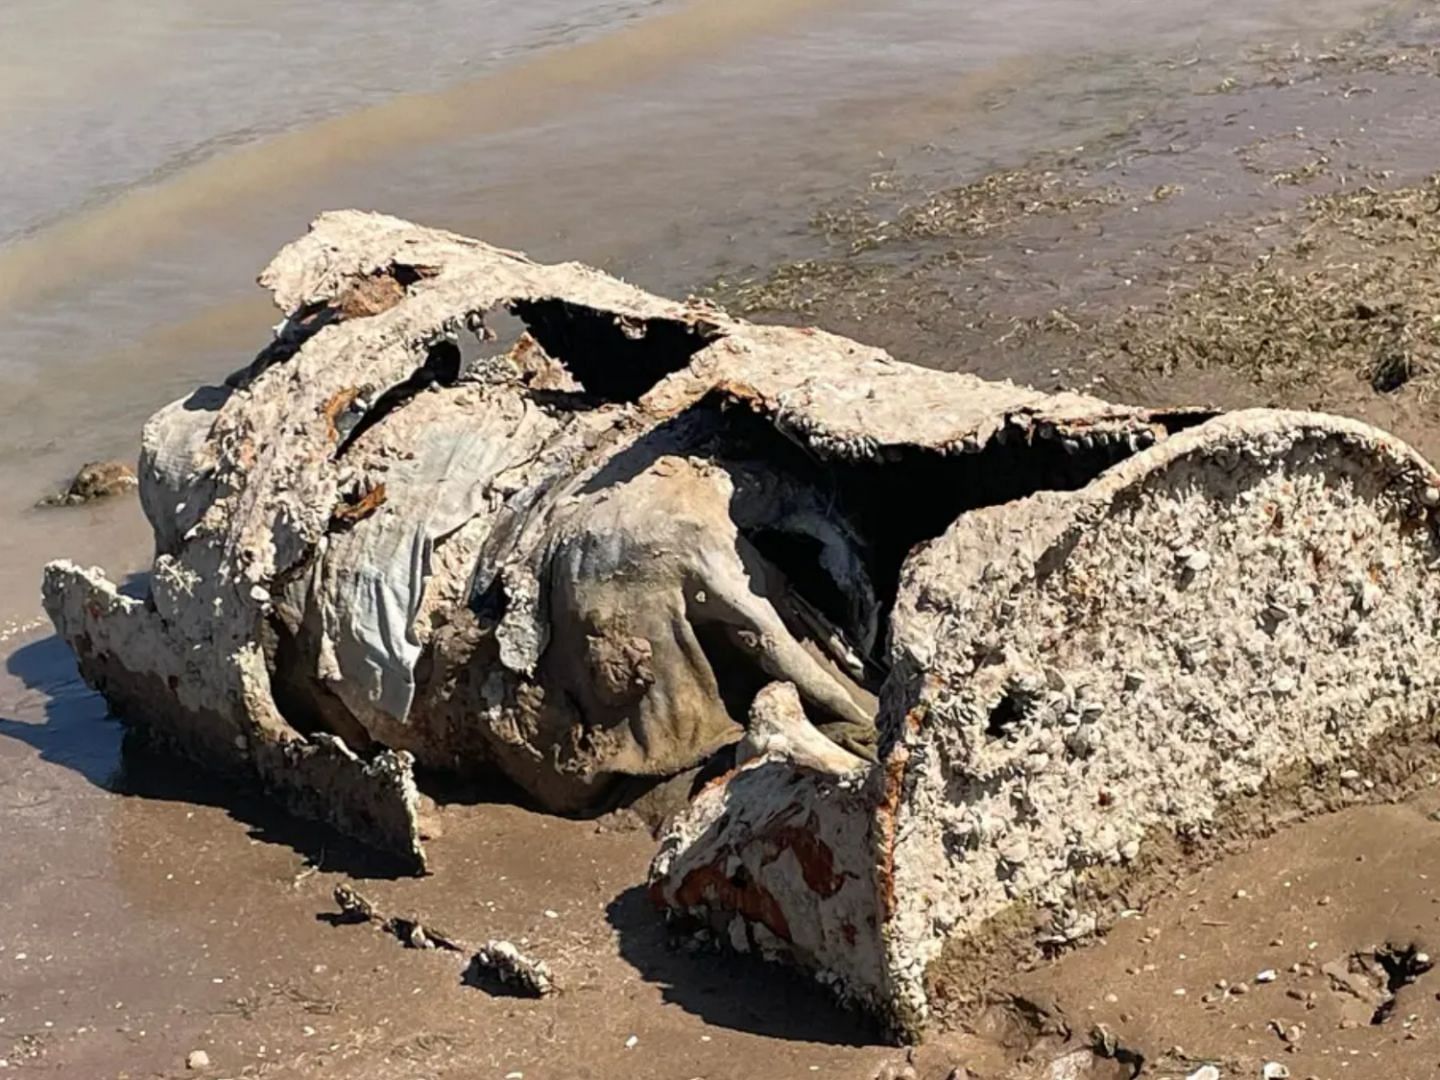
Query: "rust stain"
332 263 440 320
673 861 792 943
760 820 847 897
334 273 405 319
331 482 387 528
321 387 361 444
875 746 908 922
694 766 739 798
904 701 928 735
709 378 768 415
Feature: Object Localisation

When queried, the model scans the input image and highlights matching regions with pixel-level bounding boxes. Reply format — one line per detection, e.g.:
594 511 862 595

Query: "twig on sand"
332 883 468 952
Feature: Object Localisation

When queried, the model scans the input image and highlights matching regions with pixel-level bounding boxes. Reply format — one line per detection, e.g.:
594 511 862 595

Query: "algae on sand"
1092 175 1440 395
714 166 1125 317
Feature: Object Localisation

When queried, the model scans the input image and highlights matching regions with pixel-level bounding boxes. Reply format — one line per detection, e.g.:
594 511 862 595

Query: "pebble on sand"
186 1049 211 1070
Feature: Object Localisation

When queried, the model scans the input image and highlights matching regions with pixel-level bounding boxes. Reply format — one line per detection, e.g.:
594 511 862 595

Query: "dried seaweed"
1090 176 1440 393
714 167 1120 317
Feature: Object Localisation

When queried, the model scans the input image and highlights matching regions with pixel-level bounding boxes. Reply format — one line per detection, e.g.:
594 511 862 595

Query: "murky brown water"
0 0 1425 1074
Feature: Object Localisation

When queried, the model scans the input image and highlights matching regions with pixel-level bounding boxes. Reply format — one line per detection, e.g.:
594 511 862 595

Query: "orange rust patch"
876 746 908 922
334 273 405 319
694 766 740 799
760 820 847 897
321 387 361 444
331 483 387 528
709 378 767 413
904 702 928 735
332 264 440 320
673 863 792 943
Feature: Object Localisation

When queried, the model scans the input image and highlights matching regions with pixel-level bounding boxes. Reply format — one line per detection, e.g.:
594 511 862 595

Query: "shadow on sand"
605 883 886 1046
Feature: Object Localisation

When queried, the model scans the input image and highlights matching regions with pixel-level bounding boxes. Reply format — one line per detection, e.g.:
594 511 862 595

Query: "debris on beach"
468 940 557 998
41 211 1440 1041
331 884 467 952
330 883 556 996
38 459 137 507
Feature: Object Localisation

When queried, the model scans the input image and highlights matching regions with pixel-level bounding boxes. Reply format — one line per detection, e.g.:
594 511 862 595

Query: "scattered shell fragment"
470 940 557 998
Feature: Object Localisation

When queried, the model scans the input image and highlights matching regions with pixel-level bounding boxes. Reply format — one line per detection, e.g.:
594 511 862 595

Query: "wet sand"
7 1 1440 1077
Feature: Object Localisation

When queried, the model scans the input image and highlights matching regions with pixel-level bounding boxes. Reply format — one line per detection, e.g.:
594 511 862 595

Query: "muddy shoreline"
713 10 1440 477
9 6 1440 1078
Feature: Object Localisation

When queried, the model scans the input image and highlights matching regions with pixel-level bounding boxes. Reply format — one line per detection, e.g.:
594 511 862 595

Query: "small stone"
997 834 1030 864
1422 485 1440 508
1185 1067 1220 1080
624 1035 638 1050
1231 982 1250 995
186 1050 210 1070
1262 1064 1290 1080
1256 969 1277 983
